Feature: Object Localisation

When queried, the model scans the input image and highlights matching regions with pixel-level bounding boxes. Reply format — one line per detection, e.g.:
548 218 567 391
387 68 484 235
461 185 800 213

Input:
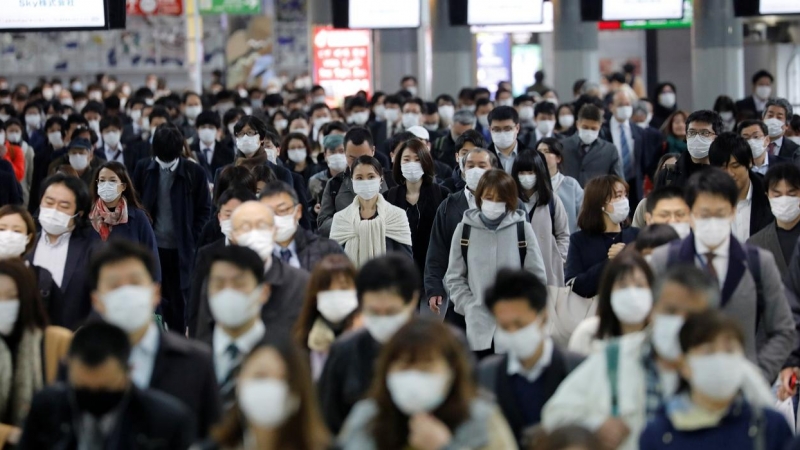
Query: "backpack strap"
606 339 621 417
548 197 556 236
517 221 527 267
460 223 472 275
744 245 764 332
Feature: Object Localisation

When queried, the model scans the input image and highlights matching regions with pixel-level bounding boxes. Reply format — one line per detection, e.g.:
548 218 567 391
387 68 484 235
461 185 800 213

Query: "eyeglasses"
235 130 259 138
686 130 716 138
232 221 272 234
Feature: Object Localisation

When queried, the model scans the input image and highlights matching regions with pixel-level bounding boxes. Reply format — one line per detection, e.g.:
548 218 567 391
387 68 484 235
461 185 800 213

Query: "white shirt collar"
40 230 72 248
464 188 477 209
275 239 297 254
201 140 216 152
774 136 784 149
213 320 266 357
506 338 554 382
695 233 730 258
155 157 179 172
135 322 160 356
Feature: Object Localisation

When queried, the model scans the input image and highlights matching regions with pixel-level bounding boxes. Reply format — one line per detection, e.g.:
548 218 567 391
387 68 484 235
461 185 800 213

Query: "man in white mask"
560 104 624 187
259 181 342 271
644 186 691 239
542 264 776 450
190 111 234 182
400 97 423 132
400 75 418 97
100 116 147 174
660 110 719 187
735 69 773 118
648 168 793 385
369 95 403 150
318 254 420 434
430 109 476 169
46 137 99 186
525 101 558 147
762 97 799 160
487 106 522 174
740 119 787 176
89 239 221 438
478 269 583 446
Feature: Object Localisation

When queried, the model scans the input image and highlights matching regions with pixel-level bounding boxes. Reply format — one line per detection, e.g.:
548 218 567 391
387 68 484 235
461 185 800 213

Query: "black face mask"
73 388 126 417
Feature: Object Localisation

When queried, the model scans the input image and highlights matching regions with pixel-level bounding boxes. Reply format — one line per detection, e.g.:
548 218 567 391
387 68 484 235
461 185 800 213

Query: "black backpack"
460 221 527 274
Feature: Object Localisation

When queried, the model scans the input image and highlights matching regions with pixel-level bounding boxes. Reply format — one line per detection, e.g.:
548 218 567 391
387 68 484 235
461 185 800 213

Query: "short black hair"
99 116 122 132
103 95 121 111
513 95 533 107
206 244 266 285
487 106 519 125
344 126 374 148
45 116 67 136
646 186 686 214
196 110 221 129
685 167 739 209
39 173 92 229
752 69 774 85
655 264 720 307
401 75 417 84
234 115 268 139
89 240 157 290
355 254 420 304
686 110 722 136
474 98 492 110
384 95 403 107
152 123 185 161
69 321 131 368
455 130 486 153
346 96 368 111
66 113 89 129
534 101 556 117
81 101 104 116
764 162 800 193
679 309 745 353
350 155 383 176
577 104 603 122
737 119 767 136
709 132 753 169
149 106 171 122
635 224 679 252
484 268 547 313
182 91 202 104
258 180 299 205
402 97 425 110
217 186 257 208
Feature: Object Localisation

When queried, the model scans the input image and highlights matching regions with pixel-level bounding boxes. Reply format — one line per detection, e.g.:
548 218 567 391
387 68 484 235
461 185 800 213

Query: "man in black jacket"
19 322 195 450
431 109 477 169
191 110 235 182
662 110 720 186
763 98 800 161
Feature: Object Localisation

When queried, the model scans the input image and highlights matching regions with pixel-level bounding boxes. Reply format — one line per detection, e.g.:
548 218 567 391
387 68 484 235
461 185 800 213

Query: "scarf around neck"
90 197 129 241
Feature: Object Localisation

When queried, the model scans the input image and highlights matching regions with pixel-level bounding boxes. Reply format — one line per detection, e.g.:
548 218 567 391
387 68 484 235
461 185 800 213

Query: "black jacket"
600 121 660 204
18 384 196 450
0 160 21 207
432 132 458 169
442 167 466 193
292 228 344 271
748 172 775 238
779 137 800 160
424 190 470 299
93 144 150 176
735 96 761 119
662 151 708 187
190 139 235 182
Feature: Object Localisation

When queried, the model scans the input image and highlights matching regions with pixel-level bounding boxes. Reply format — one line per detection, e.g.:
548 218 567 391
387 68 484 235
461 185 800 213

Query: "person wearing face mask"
339 319 515 449
132 124 211 331
762 97 800 160
0 259 72 448
280 132 321 185
330 156 412 267
318 254 420 433
639 310 792 450
293 254 360 380
739 119 789 177
46 138 99 187
649 168 793 383
89 240 220 438
512 95 536 137
177 90 202 138
400 75 418 96
642 186 692 239
445 169 546 355
0 120 26 183
712 95 738 132
345 96 371 128
477 269 583 446
259 181 342 272
309 134 347 211
650 82 678 130
566 176 639 300
309 103 333 143
486 106 525 175
535 138 583 235
431 109 477 170
522 102 560 149
190 111 235 182
662 110 720 187
568 252 655 355
205 338 331 450
369 95 403 150
18 322 196 449
97 116 147 175
561 105 624 187
736 70 774 119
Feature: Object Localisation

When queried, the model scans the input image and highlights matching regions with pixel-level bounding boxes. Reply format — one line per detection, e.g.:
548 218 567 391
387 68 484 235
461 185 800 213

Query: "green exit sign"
199 0 260 15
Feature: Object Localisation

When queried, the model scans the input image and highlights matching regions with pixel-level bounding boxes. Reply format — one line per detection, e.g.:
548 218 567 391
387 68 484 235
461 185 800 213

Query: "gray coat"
527 195 569 286
559 134 624 187
445 210 547 350
317 174 389 237
747 222 789 280
552 173 584 234
649 235 795 382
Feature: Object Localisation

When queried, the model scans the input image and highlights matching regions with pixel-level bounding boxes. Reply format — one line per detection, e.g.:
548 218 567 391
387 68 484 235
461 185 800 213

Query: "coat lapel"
493 355 525 434
60 232 83 292
721 237 747 307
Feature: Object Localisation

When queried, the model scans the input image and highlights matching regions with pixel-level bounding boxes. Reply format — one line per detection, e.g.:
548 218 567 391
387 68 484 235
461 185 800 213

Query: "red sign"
312 27 372 104
126 0 183 16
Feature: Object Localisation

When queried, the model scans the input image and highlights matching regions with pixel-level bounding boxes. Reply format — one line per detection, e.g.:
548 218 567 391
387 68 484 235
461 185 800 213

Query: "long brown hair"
659 109 689 138
475 169 519 211
577 175 628 235
392 138 435 186
90 161 150 221
211 338 330 450
369 319 475 450
293 255 358 349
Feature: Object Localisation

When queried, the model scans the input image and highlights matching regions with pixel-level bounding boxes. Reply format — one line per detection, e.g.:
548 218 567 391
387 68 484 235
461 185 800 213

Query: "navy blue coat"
93 206 162 282
565 227 640 298
0 159 21 206
133 158 212 291
424 190 470 299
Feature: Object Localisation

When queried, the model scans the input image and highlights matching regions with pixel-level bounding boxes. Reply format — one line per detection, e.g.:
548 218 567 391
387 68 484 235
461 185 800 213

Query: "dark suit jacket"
735 96 761 119
565 228 640 298
292 228 344 271
18 384 196 450
600 121 659 203
188 239 226 338
195 258 310 343
150 330 221 438
748 172 775 238
93 144 150 175
28 228 100 330
424 190 470 299
0 165 21 206
779 137 800 160
190 140 235 182
748 222 789 279
559 134 624 187
477 348 584 446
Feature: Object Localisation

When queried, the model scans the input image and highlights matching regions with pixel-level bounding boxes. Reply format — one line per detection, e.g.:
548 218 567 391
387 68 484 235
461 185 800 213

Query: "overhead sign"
312 27 372 105
468 0 544 26
199 0 260 15
127 0 183 16
600 0 692 30
3 0 107 30
602 0 683 21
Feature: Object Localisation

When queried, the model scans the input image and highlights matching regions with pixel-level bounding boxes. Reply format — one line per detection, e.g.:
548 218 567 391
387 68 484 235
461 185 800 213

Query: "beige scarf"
329 195 412 267
0 328 43 425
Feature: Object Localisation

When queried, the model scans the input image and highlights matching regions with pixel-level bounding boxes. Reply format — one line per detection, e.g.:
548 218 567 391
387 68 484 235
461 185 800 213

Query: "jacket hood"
462 208 525 229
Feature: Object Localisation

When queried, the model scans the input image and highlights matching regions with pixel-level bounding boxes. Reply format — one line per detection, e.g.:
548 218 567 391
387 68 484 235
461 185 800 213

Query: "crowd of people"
1 67 800 449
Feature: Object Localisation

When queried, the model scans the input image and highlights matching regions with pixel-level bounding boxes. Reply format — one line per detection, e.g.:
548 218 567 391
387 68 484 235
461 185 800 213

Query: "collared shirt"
752 154 770 176
274 240 300 269
155 157 179 172
78 407 121 450
695 233 731 292
535 129 552 143
732 182 753 243
199 141 216 165
129 323 160 389
506 338 554 382
213 320 266 382
104 144 124 163
497 142 519 174
610 119 635 168
772 136 785 155
464 188 477 210
33 231 72 287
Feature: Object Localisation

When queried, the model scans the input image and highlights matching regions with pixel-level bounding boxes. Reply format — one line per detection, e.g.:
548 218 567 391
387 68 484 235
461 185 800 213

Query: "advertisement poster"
511 45 542 96
126 0 184 16
312 27 372 104
475 33 510 96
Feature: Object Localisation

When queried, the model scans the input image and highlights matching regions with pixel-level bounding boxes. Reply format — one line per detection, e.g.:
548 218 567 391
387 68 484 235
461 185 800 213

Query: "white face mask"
497 99 513 107
438 105 455 121
352 179 381 200
103 131 121 148
537 120 556 136
88 120 100 133
69 153 90 171
769 196 800 223
0 230 29 258
693 217 731 249
610 287 652 325
615 106 633 122
25 114 42 128
518 106 534 121
185 105 202 120
102 285 154 332
273 213 298 243
209 287 262 328
0 131 5 146
604 198 630 224
0 300 20 336
48 132 64 148
491 130 517 150
658 92 676 108
559 114 575 129
348 111 370 126
384 108 400 123
651 313 685 361
578 128 599 145
719 111 734 121
373 104 386 120
287 148 307 164
7 132 22 144
494 319 544 360
465 167 487 191
687 135 714 159
518 174 536 190
97 181 121 203
765 117 785 138
362 310 410 343
274 119 288 131
0 114 9 123
755 85 772 101
236 229 275 262
236 135 261 156
265 148 278 165
238 379 298 428
316 289 358 323
748 138 767 159
402 113 420 129
75 101 88 112
39 207 74 236
481 199 507 220
387 370 449 415
477 114 489 129
42 88 54 100
327 153 348 172
423 123 438 132
401 162 424 183
670 222 692 240
219 219 233 239
688 353 744 400
198 128 217 145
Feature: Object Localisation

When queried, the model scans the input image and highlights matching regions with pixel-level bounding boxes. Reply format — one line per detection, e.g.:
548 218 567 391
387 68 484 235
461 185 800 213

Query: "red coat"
2 142 24 181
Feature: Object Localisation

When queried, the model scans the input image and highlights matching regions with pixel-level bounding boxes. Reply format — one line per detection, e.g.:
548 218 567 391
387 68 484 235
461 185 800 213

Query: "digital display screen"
1 0 107 30
602 0 684 21
760 0 800 15
348 0 421 29
468 0 544 25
